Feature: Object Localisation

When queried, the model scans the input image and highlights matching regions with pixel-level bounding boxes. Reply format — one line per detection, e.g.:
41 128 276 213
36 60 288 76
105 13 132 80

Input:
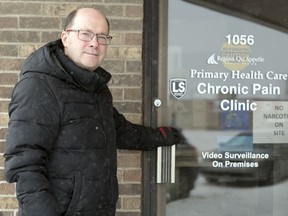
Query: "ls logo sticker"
169 78 187 99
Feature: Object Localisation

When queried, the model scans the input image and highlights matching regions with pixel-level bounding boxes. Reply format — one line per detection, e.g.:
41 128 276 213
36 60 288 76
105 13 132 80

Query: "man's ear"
61 31 68 47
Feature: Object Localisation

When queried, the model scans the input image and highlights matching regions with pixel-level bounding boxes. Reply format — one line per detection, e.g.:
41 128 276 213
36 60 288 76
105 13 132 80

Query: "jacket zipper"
94 92 112 210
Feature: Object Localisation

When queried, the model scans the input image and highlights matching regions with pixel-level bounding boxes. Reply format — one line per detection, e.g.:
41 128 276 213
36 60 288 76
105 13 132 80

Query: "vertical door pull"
157 145 175 183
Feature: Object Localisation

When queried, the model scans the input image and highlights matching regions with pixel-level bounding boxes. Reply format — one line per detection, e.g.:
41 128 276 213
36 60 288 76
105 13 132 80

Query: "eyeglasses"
66 29 113 45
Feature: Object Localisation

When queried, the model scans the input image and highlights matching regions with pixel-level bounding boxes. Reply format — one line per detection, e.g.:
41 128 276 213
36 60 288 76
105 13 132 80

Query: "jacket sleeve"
4 76 60 216
113 107 167 150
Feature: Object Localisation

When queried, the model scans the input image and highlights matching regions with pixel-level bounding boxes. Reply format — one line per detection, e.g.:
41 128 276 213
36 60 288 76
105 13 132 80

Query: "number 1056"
225 34 254 45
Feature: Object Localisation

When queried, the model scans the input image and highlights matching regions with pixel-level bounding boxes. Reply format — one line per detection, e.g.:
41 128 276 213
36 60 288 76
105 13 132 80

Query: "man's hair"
63 8 110 32
63 9 78 30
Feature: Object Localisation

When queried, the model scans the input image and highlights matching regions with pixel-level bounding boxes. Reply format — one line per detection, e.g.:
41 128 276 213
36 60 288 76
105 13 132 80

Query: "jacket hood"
21 39 111 92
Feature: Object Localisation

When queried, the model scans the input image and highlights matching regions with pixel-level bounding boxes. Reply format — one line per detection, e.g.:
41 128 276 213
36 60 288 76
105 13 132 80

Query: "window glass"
162 1 288 215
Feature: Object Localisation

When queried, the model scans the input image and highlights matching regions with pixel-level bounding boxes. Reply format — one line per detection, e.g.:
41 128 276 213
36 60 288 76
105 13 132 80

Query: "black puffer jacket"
4 40 170 216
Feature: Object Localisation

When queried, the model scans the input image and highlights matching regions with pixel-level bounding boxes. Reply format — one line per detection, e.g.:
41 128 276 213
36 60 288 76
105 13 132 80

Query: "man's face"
61 8 110 72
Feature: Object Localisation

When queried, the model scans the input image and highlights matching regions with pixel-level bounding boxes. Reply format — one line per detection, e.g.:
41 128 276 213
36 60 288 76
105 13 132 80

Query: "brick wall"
0 1 144 215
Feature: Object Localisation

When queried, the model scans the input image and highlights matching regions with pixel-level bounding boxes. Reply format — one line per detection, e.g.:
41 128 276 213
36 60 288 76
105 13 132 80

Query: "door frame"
142 0 169 215
142 0 160 215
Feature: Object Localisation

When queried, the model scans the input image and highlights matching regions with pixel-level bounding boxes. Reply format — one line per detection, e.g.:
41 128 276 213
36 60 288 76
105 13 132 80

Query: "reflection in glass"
163 0 288 215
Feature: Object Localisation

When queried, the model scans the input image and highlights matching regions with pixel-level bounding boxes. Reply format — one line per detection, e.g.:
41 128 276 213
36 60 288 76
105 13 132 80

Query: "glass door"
156 0 288 215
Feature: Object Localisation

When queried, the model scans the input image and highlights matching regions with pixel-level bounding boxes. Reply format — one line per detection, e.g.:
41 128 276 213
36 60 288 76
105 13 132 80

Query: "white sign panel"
253 101 288 143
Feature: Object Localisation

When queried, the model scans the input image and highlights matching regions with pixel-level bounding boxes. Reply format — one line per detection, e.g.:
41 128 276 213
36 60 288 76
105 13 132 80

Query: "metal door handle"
157 145 176 183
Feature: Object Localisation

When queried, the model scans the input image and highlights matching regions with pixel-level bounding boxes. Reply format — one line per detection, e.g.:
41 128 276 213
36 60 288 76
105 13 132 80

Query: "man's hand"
157 127 181 146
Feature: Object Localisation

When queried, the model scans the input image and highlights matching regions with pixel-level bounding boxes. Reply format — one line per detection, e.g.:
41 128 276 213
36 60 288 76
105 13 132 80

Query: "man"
4 7 180 216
